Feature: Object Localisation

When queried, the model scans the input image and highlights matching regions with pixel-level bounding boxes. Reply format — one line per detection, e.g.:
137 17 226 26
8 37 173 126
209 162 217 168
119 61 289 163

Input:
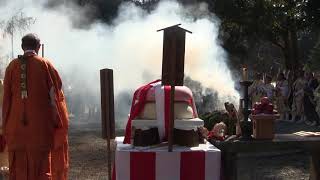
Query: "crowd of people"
248 69 320 128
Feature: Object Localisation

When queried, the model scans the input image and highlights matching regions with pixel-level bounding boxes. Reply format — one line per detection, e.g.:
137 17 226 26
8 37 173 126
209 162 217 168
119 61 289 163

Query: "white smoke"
0 0 239 127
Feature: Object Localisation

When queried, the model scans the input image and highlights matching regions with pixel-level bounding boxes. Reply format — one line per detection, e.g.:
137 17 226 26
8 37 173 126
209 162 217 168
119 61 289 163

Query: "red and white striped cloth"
154 84 198 141
113 137 221 180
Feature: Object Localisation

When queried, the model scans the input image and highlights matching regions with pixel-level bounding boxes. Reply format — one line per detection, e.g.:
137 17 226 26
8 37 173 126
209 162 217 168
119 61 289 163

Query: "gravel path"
68 120 320 180
68 122 109 180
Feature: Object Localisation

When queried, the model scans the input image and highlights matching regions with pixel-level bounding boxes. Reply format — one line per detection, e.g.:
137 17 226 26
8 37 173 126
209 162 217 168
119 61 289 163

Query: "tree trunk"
11 33 14 59
283 29 300 71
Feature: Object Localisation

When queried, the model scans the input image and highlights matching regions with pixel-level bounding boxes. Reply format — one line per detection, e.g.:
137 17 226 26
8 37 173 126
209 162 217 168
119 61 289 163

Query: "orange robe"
46 61 69 180
2 54 67 180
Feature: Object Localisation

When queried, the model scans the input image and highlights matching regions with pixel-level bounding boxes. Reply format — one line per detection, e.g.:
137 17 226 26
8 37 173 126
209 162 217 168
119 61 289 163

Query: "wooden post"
158 24 191 152
41 44 44 58
100 69 115 180
168 85 175 152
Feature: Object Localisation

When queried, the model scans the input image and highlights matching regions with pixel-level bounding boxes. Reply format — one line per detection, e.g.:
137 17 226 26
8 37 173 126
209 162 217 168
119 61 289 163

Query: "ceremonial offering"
112 24 223 180
133 127 160 146
250 97 279 139
252 97 276 115
124 81 205 147
208 122 227 141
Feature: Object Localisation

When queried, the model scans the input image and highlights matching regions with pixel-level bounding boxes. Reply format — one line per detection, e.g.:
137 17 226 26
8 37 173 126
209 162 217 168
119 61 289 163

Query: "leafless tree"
0 11 35 58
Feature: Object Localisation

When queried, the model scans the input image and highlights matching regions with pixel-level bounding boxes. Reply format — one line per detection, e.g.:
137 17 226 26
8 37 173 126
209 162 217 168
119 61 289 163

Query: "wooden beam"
100 68 115 180
168 85 175 152
100 69 115 139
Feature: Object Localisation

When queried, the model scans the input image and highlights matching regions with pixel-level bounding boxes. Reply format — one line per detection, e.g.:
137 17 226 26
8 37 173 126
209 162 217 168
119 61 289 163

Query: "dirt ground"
68 120 319 180
68 121 110 180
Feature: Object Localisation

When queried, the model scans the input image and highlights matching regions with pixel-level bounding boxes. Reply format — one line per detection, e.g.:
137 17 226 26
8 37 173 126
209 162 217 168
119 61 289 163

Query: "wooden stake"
100 69 115 180
41 44 44 58
168 84 175 152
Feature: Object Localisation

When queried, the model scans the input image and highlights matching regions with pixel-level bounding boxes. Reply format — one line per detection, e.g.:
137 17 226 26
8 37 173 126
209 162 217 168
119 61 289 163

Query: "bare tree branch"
0 11 36 58
2 11 36 38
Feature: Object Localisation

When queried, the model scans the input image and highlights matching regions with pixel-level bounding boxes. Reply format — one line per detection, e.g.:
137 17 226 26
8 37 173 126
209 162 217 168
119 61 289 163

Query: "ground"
68 120 319 180
68 121 109 180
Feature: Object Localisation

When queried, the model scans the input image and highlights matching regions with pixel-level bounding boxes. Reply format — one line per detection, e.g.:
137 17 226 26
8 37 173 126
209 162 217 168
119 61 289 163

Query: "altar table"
211 134 320 180
113 137 221 180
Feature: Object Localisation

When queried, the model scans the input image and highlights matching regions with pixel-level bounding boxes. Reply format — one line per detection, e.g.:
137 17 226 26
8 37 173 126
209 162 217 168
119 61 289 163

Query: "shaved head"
21 33 41 51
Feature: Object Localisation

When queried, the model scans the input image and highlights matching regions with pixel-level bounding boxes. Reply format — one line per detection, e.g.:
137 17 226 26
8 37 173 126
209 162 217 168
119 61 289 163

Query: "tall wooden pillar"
158 24 191 152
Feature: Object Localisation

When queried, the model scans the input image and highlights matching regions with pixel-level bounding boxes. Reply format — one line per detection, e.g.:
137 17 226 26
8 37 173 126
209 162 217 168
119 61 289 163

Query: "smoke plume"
0 0 239 128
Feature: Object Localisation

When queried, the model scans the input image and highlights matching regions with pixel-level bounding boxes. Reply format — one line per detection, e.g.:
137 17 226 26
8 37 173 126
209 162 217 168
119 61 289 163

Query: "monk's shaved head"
21 33 41 50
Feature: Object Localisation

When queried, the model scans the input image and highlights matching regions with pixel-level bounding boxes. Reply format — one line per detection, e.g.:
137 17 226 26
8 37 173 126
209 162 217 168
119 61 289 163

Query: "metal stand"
239 81 253 140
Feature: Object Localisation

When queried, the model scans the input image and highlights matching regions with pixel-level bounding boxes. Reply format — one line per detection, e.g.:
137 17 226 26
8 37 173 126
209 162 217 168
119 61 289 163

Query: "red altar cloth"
113 137 221 180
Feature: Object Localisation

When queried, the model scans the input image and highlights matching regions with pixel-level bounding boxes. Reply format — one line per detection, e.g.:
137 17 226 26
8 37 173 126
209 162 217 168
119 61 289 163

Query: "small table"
211 134 320 180
113 137 221 180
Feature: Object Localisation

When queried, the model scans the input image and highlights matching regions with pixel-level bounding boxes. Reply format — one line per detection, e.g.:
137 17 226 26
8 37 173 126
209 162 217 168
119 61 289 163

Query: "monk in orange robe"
2 33 68 180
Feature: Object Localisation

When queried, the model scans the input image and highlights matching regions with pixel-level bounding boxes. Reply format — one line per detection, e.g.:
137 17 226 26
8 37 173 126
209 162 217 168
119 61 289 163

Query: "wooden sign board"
158 24 192 86
100 68 115 139
158 24 191 152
